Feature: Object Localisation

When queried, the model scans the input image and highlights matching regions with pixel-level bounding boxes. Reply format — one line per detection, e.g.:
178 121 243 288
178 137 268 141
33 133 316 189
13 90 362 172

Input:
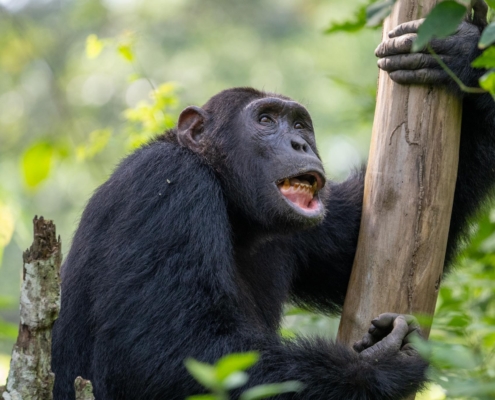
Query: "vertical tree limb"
2 216 62 400
338 0 462 347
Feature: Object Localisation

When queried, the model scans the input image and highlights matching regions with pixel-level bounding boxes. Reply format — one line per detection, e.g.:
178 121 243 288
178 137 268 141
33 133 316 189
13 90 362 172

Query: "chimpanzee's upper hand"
375 0 488 89
353 313 424 361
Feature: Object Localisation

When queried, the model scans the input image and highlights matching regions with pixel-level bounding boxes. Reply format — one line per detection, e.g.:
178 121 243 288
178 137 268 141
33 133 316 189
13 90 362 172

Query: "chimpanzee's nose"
291 138 309 153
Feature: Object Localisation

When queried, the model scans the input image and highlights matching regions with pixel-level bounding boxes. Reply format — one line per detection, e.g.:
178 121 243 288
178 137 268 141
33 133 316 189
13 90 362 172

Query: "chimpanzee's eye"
294 122 304 129
259 115 274 124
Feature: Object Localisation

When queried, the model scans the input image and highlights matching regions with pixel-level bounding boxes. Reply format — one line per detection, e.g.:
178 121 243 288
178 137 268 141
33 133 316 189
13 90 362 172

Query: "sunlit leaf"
413 1 466 52
215 352 259 381
221 371 249 390
324 5 367 34
117 44 134 62
21 141 54 188
239 381 304 400
76 129 112 161
443 380 495 397
86 34 105 59
472 46 495 69
486 0 495 8
0 297 14 309
366 0 397 27
432 342 479 370
184 359 219 391
479 70 495 93
185 395 218 400
279 328 296 339
479 23 495 49
0 319 17 340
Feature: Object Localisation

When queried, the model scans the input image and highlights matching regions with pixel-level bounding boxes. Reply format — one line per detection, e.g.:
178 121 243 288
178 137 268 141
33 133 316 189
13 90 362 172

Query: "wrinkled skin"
52 3 495 400
376 2 487 87
354 313 423 360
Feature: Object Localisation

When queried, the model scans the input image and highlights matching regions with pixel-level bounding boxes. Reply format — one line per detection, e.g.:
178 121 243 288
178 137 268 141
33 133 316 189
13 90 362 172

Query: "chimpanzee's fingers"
368 324 387 340
353 333 373 352
389 69 449 85
378 54 453 72
360 316 409 357
370 313 399 329
371 313 418 329
353 331 380 352
403 326 423 345
375 34 416 57
380 316 410 349
388 19 425 38
469 0 488 26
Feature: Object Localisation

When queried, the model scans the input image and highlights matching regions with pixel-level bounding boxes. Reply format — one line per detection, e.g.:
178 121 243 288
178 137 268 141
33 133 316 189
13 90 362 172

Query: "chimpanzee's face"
226 96 327 231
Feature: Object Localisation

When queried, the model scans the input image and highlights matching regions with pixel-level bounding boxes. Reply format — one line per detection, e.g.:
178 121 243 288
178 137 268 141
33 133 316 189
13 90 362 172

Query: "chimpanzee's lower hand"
353 313 423 360
375 0 487 88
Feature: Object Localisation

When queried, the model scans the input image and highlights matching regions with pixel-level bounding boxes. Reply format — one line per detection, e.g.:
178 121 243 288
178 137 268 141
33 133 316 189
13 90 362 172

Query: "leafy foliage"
324 0 397 33
412 211 495 399
366 0 397 27
324 2 369 34
412 1 466 51
479 23 495 48
21 141 55 189
185 352 303 400
124 82 178 149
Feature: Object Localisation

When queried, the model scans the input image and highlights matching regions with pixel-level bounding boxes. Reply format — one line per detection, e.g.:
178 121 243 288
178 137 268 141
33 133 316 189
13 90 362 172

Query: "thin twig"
427 44 486 94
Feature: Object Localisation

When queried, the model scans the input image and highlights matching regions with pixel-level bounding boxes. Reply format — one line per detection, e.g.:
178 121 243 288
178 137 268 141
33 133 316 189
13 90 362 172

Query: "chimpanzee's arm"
289 171 364 312
291 10 495 312
375 6 495 265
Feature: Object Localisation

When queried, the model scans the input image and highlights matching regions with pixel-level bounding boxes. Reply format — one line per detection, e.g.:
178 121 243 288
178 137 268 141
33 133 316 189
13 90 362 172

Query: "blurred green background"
0 0 494 399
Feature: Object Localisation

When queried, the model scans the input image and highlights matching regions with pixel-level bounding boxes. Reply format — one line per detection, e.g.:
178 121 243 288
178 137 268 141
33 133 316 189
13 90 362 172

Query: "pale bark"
337 0 461 347
74 377 95 400
2 217 62 400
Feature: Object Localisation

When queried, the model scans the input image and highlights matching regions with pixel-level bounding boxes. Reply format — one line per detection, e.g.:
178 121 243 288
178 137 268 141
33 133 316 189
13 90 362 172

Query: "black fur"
52 39 495 400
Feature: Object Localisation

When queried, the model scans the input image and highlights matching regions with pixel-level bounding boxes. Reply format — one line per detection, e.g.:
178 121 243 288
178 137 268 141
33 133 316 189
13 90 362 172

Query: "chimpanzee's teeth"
280 178 317 196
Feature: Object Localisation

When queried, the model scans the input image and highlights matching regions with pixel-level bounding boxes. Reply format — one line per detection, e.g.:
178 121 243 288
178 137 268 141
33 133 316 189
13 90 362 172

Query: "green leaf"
479 69 495 93
479 23 495 49
239 381 304 400
0 296 15 308
184 359 219 391
366 0 397 28
117 43 134 62
21 141 54 188
486 0 495 9
185 395 218 400
413 1 466 52
76 128 112 161
472 46 495 69
0 319 18 340
86 34 105 59
279 328 296 339
215 352 259 381
221 371 249 390
324 6 367 34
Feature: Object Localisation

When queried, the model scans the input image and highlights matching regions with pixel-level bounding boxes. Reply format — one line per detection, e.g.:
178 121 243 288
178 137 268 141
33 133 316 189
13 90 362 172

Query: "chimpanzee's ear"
177 106 208 152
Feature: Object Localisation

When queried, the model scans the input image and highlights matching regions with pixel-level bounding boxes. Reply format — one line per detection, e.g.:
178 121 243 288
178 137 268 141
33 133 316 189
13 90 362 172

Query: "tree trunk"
2 217 62 400
337 0 462 348
74 377 95 400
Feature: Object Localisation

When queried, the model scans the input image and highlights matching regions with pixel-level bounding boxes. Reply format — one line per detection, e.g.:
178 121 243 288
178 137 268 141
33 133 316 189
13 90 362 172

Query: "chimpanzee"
52 6 495 400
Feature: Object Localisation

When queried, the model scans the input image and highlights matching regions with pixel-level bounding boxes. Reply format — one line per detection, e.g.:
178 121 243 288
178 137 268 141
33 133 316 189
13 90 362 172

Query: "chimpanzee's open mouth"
276 172 324 213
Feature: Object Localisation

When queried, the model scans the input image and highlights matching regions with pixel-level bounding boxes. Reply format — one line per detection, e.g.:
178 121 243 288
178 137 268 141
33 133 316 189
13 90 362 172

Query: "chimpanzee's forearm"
445 93 495 266
289 170 364 311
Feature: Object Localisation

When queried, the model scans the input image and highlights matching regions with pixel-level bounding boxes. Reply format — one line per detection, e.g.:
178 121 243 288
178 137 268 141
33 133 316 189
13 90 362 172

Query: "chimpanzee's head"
176 87 327 232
